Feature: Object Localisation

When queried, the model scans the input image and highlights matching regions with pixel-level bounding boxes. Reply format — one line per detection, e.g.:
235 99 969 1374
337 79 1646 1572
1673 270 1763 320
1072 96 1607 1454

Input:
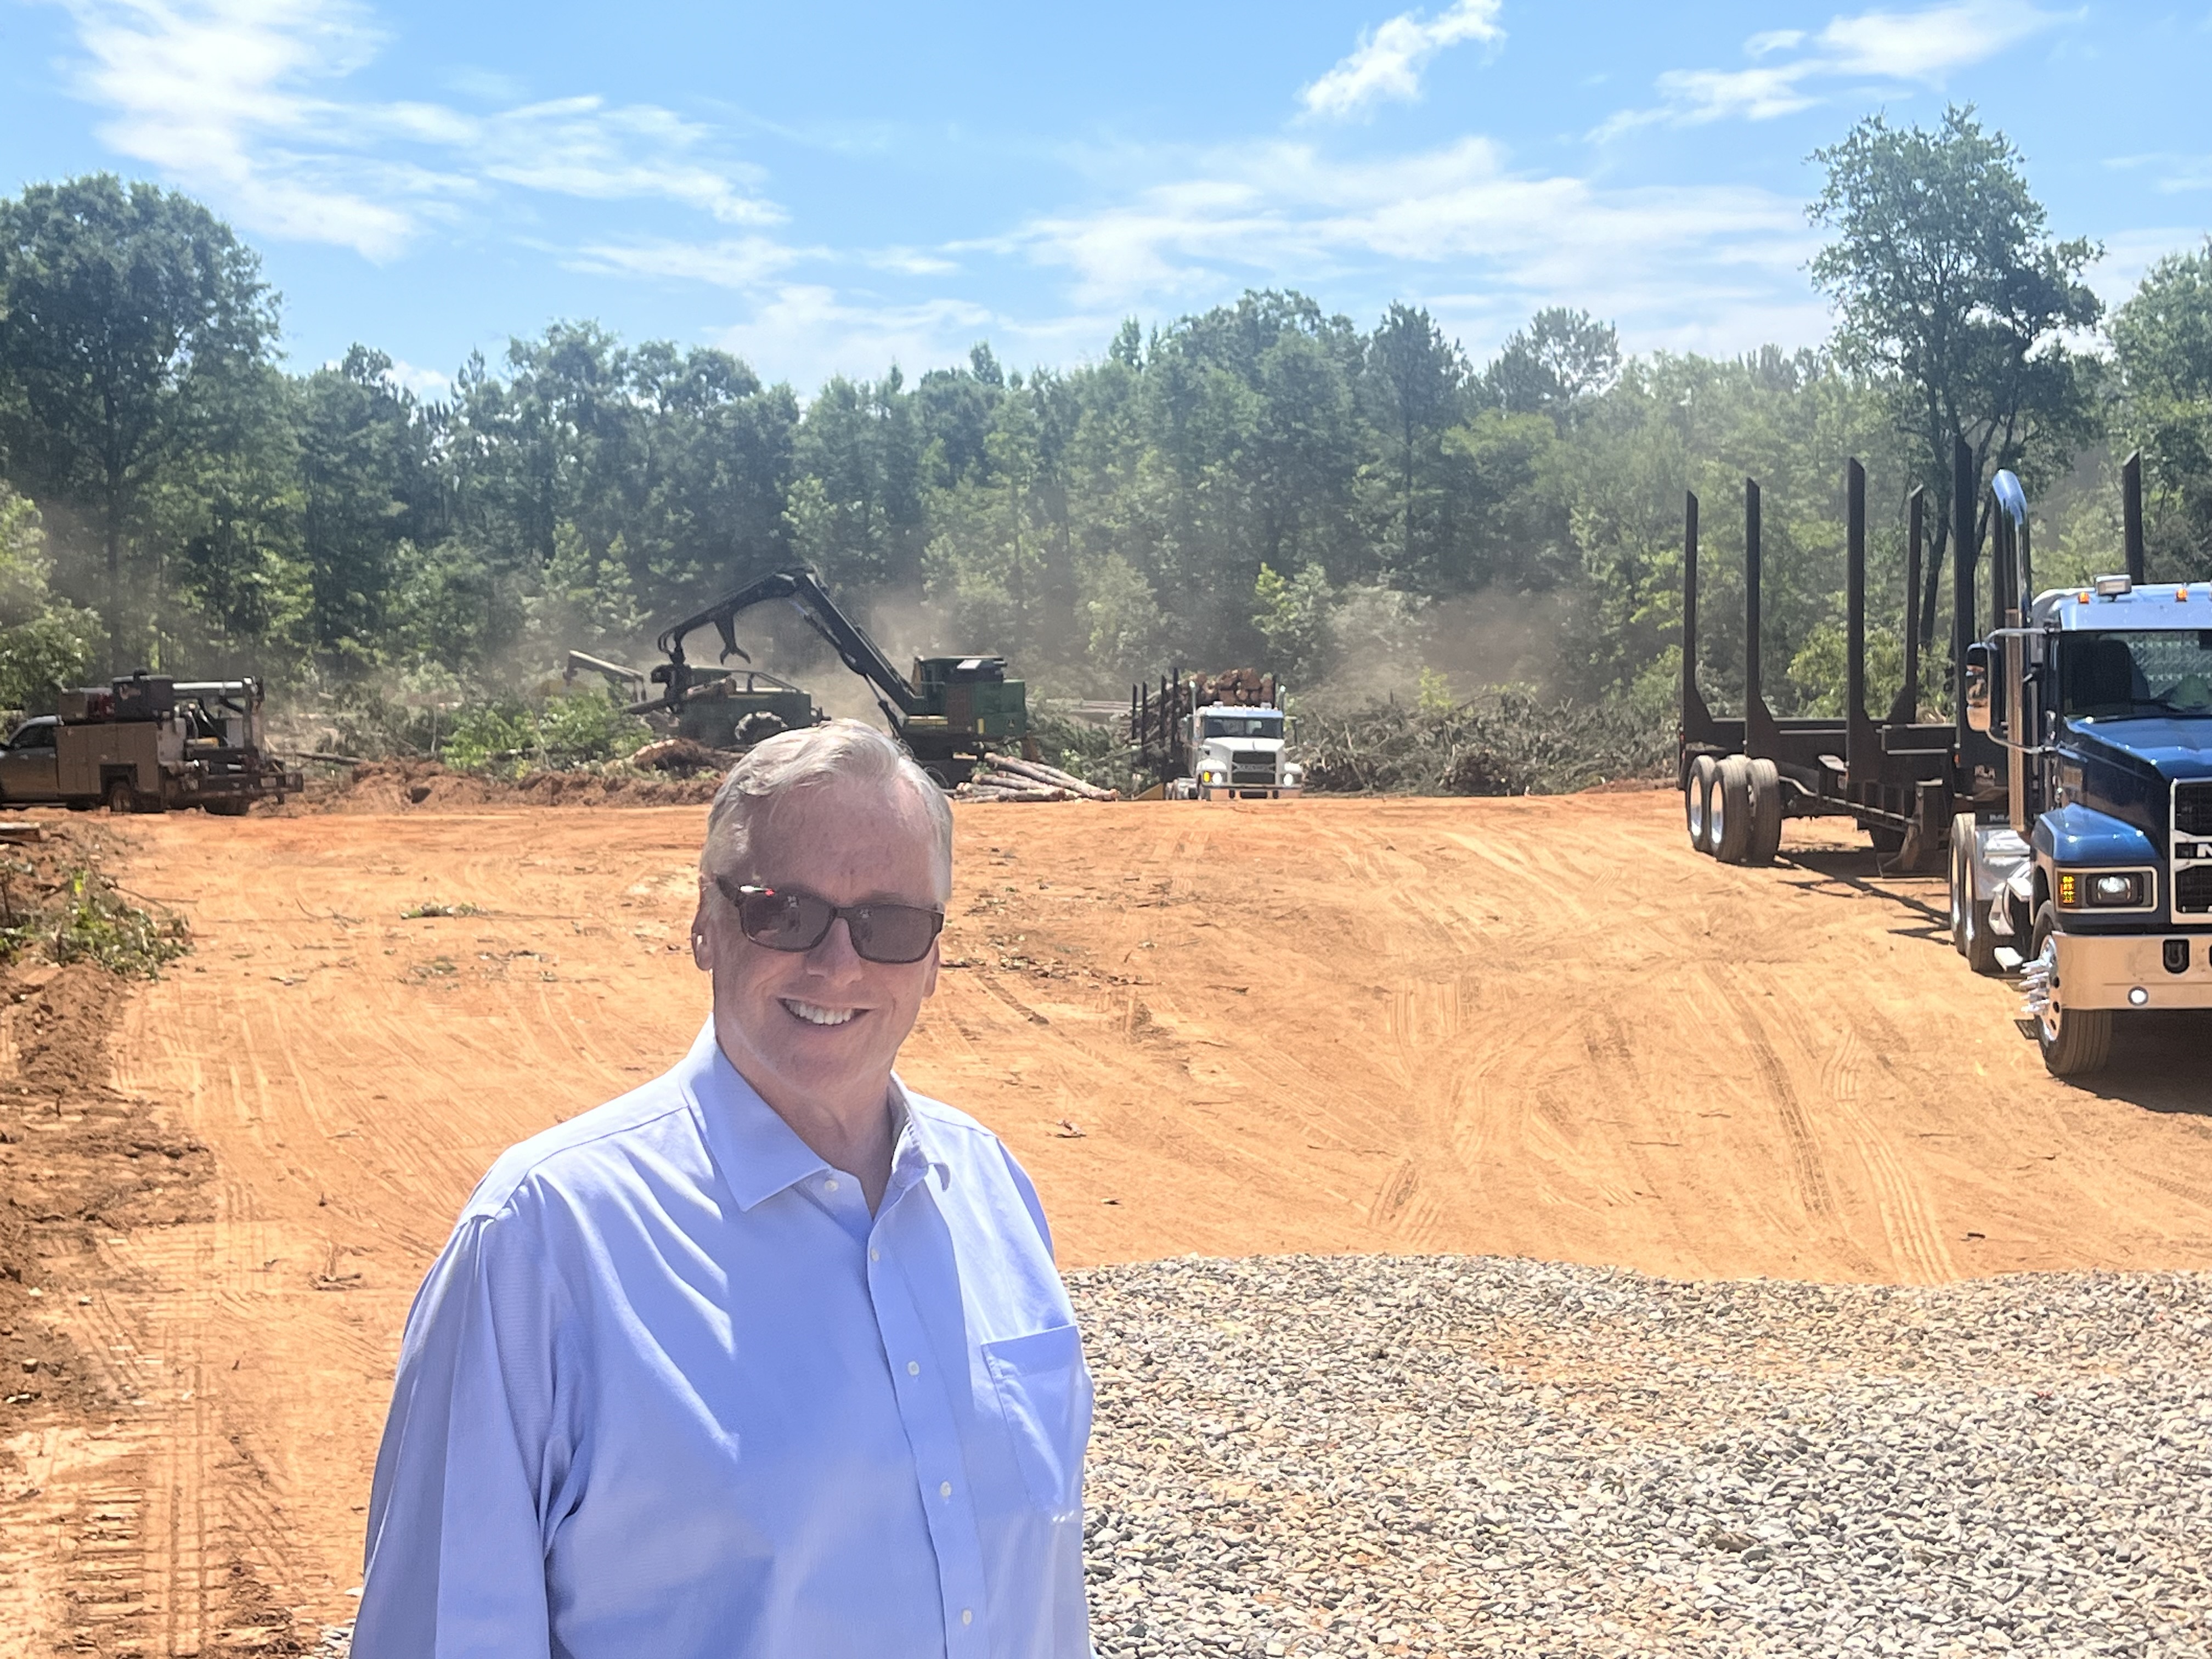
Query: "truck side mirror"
1964 642 1992 734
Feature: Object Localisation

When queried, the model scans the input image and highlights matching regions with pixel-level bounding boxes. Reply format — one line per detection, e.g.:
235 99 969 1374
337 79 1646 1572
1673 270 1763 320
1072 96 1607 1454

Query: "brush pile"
957 753 1120 803
1301 689 1669 796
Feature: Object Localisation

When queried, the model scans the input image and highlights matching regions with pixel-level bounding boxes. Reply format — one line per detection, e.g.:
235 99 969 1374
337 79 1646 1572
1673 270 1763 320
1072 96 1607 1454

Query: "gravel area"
317 1255 2212 1657
1074 1256 2212 1659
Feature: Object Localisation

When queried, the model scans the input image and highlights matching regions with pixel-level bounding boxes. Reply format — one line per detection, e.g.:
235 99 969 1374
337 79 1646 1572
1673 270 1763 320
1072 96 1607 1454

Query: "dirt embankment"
294 758 722 815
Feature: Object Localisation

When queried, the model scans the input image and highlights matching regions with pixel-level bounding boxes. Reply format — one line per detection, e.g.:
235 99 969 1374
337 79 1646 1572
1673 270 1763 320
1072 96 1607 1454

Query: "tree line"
2 105 2209 730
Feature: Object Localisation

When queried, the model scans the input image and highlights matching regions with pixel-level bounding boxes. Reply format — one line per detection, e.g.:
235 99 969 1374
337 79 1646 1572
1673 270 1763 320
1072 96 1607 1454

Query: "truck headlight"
1283 764 1304 785
2058 870 2148 908
1199 766 1225 785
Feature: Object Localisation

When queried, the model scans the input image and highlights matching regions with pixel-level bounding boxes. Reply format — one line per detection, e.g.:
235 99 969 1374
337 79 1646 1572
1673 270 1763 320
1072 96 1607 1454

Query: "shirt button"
869 1248 880 1262
961 1609 973 1627
939 1480 952 1498
823 1178 840 1194
907 1360 920 1376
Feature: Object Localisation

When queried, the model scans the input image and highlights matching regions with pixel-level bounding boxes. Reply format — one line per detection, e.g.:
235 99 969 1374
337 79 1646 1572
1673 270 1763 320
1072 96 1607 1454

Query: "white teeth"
783 1000 858 1027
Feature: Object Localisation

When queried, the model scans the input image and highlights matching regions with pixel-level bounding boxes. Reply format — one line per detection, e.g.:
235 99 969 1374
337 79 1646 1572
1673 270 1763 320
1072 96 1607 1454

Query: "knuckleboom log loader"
0 673 301 814
641 568 1028 785
1950 454 2212 1077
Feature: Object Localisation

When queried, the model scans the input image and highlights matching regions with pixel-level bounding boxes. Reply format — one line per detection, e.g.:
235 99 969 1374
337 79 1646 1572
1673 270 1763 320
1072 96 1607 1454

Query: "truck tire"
1949 824 2000 975
1746 759 1784 866
1685 755 1718 854
1713 756 1754 864
2028 901 2112 1077
105 777 135 815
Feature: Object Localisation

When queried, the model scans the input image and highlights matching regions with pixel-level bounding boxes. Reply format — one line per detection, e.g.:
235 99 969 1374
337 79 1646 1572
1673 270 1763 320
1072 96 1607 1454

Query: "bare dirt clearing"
3 791 2209 1652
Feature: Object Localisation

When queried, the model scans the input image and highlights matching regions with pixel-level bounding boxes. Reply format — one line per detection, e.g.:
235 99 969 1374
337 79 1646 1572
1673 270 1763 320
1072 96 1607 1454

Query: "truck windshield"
1201 713 1282 738
2060 629 2212 719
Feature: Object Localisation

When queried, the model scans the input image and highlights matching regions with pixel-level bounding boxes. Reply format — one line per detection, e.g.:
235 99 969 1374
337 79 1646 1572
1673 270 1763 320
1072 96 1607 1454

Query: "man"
353 720 1092 1657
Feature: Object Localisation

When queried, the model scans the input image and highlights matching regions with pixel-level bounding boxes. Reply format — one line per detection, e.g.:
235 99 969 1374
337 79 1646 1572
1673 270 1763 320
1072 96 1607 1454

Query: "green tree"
0 486 99 708
2112 240 2212 577
1482 308 1621 422
1362 303 1468 590
1252 561 1334 682
1810 106 2102 645
0 175 278 670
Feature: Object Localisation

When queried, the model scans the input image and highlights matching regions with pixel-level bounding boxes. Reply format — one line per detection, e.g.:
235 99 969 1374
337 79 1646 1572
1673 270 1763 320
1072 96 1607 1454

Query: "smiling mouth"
781 998 861 1028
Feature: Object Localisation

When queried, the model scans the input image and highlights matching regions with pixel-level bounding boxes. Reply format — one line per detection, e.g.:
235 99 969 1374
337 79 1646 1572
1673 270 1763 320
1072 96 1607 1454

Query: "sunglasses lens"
738 888 832 951
848 905 943 964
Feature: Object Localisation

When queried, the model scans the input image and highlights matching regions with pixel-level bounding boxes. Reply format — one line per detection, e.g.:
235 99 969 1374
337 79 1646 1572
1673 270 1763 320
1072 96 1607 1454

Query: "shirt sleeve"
996 1138 1056 1262
353 1200 574 1658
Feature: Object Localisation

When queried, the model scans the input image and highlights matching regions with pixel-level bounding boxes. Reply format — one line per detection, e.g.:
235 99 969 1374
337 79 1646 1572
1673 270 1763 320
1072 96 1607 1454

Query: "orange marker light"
2058 872 2078 906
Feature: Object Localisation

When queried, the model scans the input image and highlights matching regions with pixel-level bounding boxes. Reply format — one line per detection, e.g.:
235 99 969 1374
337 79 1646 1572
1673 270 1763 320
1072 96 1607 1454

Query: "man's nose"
805 916 865 974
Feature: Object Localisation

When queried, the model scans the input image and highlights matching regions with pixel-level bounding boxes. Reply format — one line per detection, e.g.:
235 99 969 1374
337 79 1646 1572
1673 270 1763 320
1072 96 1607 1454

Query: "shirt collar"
884 1075 953 1206
678 1022 951 1212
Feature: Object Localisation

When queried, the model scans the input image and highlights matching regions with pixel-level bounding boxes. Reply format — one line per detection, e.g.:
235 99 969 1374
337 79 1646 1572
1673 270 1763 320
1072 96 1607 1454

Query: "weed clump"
0 860 190 979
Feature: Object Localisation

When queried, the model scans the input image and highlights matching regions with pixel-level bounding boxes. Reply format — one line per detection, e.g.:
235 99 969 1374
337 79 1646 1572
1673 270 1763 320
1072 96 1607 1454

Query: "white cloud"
995 136 1815 355
53 0 782 257
1300 0 1504 120
709 286 1002 389
567 236 805 289
1816 0 2058 77
1596 0 2067 137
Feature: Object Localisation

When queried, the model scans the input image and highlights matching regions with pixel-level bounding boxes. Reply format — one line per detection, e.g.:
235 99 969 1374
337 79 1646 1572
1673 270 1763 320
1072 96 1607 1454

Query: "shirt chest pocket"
980 1324 1091 1519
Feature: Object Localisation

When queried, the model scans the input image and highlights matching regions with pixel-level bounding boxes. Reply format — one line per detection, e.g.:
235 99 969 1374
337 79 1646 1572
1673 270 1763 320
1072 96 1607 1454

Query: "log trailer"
1951 455 2212 1077
1679 456 1970 872
640 568 1027 785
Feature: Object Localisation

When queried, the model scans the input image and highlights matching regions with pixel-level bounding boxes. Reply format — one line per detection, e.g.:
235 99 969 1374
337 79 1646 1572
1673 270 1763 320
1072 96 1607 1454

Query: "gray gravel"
317 1255 2212 1656
1074 1256 2212 1659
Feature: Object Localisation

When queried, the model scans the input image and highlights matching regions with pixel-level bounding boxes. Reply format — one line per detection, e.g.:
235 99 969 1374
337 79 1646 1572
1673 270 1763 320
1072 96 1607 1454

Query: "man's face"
692 776 945 1115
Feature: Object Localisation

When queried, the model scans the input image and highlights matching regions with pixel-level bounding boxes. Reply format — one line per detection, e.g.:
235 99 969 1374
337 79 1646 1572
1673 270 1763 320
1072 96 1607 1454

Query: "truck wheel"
2028 901 2112 1077
1685 755 1718 854
105 777 135 815
1713 756 1754 864
1949 826 2000 975
1746 759 1784 866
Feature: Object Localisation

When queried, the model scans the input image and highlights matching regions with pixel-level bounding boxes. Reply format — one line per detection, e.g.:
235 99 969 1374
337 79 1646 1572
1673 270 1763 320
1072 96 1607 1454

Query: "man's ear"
690 894 714 972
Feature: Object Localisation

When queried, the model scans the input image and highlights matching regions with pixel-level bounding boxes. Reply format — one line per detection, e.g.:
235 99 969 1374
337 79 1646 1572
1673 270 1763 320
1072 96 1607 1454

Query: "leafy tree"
0 175 278 669
1482 308 1621 422
0 486 98 708
1810 106 2102 645
297 347 435 664
1252 561 1334 682
2112 241 2212 577
1361 303 1468 590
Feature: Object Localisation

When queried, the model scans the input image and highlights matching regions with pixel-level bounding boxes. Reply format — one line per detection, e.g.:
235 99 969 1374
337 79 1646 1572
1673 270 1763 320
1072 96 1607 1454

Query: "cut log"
980 753 1116 800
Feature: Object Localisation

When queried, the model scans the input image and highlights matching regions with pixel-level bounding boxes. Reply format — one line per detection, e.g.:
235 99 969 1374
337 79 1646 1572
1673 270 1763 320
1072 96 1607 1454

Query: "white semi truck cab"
1172 704 1304 800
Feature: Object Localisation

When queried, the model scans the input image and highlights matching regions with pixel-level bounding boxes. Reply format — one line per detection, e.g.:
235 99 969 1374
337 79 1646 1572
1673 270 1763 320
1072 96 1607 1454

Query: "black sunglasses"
714 877 944 964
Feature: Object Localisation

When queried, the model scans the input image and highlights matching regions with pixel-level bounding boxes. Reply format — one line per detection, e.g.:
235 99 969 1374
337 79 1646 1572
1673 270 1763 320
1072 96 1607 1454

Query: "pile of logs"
957 753 1119 803
1189 667 1277 708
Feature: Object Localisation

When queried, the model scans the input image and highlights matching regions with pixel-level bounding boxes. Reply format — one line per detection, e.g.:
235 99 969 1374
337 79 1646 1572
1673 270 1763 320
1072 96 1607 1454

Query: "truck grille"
1231 765 1276 784
2177 782 2212 838
2180 866 2212 916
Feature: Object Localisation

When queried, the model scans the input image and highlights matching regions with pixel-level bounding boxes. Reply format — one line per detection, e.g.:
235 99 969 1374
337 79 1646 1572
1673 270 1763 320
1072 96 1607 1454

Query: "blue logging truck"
1679 442 2211 1079
1951 455 2212 1077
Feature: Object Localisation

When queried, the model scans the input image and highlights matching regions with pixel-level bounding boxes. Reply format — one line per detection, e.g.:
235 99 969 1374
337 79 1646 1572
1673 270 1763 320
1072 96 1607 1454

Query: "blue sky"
2 0 2208 396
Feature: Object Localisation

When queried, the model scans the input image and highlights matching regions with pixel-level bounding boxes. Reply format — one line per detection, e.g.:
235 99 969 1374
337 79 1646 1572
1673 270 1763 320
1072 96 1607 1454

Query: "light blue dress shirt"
353 1022 1093 1658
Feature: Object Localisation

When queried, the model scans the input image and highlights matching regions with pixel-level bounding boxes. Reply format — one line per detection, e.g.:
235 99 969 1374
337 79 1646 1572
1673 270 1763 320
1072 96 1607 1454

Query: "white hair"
701 719 953 897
